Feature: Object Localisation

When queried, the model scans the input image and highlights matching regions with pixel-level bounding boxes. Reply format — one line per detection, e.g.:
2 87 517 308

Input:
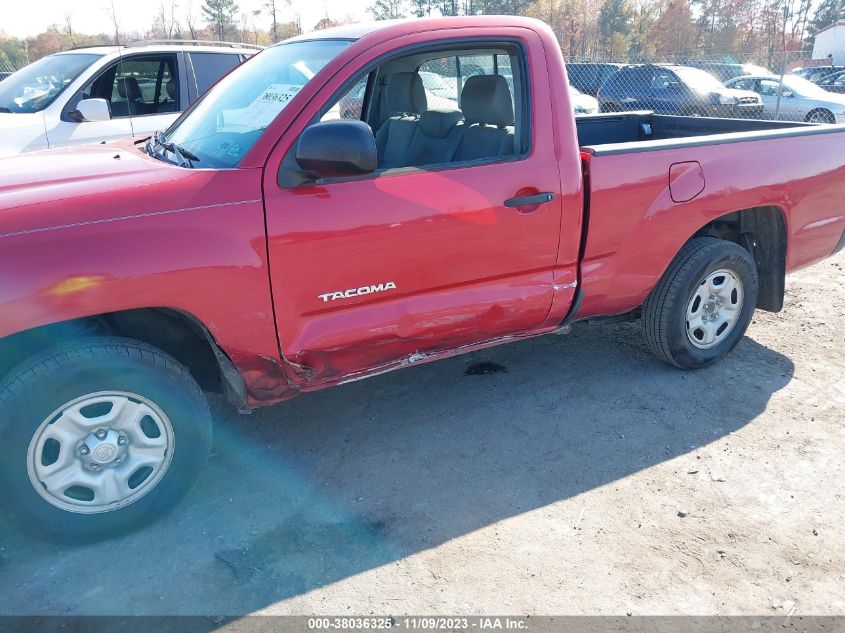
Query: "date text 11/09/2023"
307 617 528 630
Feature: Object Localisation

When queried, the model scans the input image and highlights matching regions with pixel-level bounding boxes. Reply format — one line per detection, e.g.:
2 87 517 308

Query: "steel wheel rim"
27 391 175 514
685 268 745 350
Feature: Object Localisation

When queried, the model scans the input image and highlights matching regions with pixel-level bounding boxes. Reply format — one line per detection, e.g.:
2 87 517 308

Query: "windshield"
0 53 100 113
164 39 350 168
674 67 725 91
783 75 834 98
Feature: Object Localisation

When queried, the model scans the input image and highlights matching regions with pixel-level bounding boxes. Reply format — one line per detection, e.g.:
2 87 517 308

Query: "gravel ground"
0 252 842 616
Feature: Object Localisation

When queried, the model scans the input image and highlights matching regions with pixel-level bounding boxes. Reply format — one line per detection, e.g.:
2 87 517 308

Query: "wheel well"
692 205 787 312
0 308 245 404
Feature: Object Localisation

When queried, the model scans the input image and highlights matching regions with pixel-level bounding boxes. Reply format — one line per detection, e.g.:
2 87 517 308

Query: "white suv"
0 41 261 157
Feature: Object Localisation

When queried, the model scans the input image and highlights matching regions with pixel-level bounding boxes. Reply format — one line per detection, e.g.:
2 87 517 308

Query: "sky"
0 0 373 38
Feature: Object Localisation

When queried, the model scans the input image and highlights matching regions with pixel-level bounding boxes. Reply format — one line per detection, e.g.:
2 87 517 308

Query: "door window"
312 44 526 177
758 79 781 97
111 57 177 117
652 69 681 91
77 55 178 118
190 52 241 95
320 74 370 122
730 78 756 91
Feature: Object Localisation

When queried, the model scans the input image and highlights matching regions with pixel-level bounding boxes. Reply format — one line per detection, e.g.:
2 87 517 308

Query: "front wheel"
642 237 758 369
0 337 211 542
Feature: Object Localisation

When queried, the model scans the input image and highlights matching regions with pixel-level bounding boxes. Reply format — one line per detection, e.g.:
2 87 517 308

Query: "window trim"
280 36 532 189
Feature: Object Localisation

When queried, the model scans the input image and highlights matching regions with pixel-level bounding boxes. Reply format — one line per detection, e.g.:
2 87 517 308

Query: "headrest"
117 76 141 100
419 109 464 138
386 72 426 115
166 78 176 100
460 75 514 127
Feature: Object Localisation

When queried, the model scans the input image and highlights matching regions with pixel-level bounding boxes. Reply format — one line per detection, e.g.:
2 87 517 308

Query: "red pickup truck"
1 17 844 541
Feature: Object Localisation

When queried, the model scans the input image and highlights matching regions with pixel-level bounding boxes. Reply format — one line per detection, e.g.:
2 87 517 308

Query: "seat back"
404 109 465 166
157 78 178 113
454 75 515 162
375 72 427 168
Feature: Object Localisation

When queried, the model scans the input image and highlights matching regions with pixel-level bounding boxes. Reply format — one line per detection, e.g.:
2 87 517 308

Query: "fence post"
774 52 786 121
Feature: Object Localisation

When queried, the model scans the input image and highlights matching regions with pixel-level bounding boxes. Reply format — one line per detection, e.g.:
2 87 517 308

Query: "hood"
713 87 760 102
572 92 599 112
0 112 49 157
0 140 191 235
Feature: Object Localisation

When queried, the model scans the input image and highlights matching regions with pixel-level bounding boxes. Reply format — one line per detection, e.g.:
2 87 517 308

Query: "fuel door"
669 161 705 203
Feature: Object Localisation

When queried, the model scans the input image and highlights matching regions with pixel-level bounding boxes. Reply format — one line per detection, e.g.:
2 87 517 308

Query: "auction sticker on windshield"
222 83 303 130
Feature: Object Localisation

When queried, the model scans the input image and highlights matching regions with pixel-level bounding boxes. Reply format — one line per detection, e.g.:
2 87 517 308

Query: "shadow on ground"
0 321 794 615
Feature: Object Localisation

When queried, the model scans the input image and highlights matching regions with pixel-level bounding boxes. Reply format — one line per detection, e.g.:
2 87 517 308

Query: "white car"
570 85 599 114
0 41 260 157
725 74 845 123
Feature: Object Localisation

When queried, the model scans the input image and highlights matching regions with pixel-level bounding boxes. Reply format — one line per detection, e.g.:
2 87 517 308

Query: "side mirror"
75 98 111 122
295 120 376 180
782 90 794 98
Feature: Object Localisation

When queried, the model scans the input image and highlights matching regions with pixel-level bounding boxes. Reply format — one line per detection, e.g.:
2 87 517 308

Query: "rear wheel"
805 108 835 124
0 337 211 542
642 237 758 368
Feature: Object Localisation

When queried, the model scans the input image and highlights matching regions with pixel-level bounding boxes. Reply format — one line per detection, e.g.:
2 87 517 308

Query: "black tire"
642 237 758 369
0 337 211 542
805 108 835 124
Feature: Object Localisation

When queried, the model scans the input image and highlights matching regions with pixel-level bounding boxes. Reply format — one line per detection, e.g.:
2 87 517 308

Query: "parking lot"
0 251 840 616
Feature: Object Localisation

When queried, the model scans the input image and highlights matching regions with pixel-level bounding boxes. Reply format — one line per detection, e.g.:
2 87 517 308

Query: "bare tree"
63 13 77 47
109 0 122 44
185 0 199 38
266 0 280 41
154 2 182 38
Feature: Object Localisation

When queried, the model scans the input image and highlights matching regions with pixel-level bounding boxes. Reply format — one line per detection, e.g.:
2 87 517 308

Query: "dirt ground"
0 252 843 616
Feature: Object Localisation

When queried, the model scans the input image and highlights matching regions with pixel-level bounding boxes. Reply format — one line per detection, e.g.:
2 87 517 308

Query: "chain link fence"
0 59 27 82
563 50 845 123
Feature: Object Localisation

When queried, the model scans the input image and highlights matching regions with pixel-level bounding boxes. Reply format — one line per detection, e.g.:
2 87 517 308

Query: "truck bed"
575 111 820 154
574 110 845 321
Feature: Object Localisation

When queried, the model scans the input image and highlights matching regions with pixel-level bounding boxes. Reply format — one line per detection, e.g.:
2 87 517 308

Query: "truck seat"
112 77 150 117
454 75 515 161
403 109 465 166
375 72 427 168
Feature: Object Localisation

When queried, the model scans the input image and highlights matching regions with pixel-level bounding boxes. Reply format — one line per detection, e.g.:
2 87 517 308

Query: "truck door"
262 33 568 383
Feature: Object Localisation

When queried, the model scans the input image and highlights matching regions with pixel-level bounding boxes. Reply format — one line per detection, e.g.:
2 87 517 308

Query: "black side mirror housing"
295 120 377 181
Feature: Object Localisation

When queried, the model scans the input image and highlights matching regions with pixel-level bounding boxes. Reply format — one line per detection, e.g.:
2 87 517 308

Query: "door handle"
504 192 556 208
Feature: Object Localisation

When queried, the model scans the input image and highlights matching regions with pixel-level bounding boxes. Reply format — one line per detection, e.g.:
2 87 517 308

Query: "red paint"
1 17 844 407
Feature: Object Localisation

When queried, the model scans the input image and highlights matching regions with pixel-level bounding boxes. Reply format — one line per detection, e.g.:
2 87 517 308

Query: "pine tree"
808 0 843 37
410 0 432 16
369 0 409 19
202 0 240 40
599 0 633 57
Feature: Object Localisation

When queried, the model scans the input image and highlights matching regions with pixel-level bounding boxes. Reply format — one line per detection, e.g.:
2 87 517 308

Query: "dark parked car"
566 62 623 96
816 69 845 94
685 61 770 82
792 66 845 84
598 64 764 118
